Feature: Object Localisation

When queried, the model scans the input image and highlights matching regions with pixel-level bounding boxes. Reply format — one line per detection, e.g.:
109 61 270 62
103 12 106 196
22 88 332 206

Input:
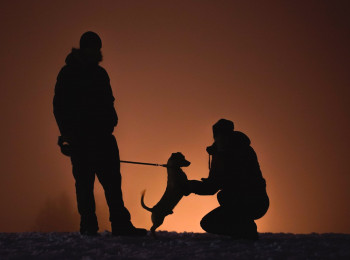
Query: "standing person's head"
79 31 103 62
80 31 102 50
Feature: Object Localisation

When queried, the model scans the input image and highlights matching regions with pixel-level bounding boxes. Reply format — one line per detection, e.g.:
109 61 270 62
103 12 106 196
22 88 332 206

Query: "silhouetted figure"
53 31 146 236
141 152 191 237
188 119 269 239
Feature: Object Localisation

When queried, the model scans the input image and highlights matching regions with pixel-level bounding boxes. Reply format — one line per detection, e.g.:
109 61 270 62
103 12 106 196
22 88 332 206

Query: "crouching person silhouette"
53 31 146 236
188 119 269 240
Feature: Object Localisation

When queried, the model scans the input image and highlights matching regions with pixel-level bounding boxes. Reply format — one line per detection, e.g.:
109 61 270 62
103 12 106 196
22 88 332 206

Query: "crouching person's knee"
200 214 214 233
200 217 208 232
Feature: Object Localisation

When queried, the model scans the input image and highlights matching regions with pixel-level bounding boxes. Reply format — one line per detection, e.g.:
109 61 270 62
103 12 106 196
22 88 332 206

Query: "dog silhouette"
141 152 190 236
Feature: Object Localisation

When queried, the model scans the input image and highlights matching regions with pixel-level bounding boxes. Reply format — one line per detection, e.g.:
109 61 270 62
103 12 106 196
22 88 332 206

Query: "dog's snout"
183 160 191 167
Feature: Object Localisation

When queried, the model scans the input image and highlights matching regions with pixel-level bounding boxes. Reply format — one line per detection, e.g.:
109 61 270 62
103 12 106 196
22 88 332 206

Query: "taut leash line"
120 160 167 167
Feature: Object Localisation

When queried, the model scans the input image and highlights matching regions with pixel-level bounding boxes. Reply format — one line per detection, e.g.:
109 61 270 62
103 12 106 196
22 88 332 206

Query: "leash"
120 160 167 167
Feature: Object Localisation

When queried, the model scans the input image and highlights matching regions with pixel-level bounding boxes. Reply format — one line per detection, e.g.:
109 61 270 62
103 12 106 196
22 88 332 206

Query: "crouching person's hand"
187 180 205 195
187 179 219 196
181 180 205 196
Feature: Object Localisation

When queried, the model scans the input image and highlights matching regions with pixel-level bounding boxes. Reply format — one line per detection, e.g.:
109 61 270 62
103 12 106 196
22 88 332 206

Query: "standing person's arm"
100 68 118 129
53 68 75 139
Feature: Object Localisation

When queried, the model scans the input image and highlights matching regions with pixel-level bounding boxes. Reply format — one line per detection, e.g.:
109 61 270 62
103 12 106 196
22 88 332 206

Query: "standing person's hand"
57 136 71 156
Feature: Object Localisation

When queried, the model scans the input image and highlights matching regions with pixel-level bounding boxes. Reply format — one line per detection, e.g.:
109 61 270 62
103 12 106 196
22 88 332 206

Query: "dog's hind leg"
150 222 162 238
150 215 165 238
150 225 157 238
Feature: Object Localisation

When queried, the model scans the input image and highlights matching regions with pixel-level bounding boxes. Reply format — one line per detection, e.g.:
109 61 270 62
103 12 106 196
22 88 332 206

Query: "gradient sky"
0 0 349 233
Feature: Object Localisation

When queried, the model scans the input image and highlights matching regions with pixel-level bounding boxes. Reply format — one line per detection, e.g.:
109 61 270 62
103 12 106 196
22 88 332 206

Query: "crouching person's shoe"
230 222 259 240
229 230 259 240
112 222 147 236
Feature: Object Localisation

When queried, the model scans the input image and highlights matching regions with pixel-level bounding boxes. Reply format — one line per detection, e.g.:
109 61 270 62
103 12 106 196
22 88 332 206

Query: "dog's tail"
141 190 153 212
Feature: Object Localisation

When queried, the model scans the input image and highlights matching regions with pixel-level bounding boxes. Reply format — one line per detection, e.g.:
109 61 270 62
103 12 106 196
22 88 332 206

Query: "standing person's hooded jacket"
53 48 118 140
189 131 268 207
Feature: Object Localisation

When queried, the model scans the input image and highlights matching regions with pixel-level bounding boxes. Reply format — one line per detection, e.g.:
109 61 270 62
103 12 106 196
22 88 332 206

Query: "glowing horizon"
0 0 349 234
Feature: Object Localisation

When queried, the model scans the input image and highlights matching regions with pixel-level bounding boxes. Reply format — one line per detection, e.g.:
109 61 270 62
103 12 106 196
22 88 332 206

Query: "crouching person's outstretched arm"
187 179 219 196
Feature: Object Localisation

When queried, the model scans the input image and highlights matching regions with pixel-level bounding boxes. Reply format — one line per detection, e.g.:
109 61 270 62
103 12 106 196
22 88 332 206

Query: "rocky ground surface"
0 231 349 259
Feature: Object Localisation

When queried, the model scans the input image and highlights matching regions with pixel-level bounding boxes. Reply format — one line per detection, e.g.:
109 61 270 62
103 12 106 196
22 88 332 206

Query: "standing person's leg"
71 151 98 235
96 136 131 223
96 135 146 236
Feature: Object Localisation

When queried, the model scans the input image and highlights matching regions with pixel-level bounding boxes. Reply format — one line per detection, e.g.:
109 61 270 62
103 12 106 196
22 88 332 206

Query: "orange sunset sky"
0 0 349 234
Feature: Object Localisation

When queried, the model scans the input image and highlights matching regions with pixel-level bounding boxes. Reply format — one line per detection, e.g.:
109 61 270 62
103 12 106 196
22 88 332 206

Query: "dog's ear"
171 152 183 160
169 152 190 167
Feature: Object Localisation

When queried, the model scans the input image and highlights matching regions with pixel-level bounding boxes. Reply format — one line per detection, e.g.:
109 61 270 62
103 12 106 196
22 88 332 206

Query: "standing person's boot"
80 213 99 236
112 222 147 236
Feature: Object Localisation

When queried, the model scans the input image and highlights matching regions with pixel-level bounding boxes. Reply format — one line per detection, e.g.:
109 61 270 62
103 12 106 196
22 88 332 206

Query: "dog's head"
167 152 191 168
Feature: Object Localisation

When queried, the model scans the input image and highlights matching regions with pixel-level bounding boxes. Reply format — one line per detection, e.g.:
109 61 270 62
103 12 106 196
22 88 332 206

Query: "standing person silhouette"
53 31 147 236
188 119 269 239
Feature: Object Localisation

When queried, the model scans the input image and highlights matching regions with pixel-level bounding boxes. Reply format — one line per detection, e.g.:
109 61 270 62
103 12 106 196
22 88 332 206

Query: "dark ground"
0 231 349 259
